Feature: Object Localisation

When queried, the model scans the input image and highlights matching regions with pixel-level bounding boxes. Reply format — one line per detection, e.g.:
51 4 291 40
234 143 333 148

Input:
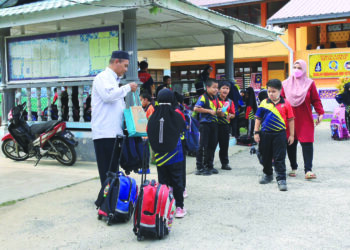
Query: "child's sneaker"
138 168 150 174
259 174 273 184
183 189 188 198
175 207 187 218
277 180 288 191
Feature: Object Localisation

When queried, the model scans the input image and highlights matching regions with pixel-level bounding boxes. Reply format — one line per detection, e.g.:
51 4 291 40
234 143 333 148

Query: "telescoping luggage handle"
140 138 149 185
108 134 126 174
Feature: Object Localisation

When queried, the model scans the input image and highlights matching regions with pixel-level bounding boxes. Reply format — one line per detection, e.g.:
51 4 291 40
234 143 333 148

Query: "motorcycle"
1 102 78 166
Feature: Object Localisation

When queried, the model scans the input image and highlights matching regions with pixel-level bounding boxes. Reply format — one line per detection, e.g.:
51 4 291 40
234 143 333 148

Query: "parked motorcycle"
1 102 78 166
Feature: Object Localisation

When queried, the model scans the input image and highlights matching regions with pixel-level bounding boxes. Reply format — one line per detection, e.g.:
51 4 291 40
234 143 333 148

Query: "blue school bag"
120 136 150 174
185 111 200 154
95 135 138 225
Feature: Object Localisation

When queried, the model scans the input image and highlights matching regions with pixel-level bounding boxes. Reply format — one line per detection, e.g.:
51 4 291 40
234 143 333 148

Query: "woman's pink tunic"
281 82 324 143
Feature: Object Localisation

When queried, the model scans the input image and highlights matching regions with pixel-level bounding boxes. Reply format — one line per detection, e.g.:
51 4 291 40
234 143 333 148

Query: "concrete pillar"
223 29 234 82
0 28 15 125
123 9 138 82
123 9 138 107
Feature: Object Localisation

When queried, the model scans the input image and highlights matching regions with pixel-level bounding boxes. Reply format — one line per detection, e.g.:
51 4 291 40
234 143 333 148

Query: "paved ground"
0 122 350 249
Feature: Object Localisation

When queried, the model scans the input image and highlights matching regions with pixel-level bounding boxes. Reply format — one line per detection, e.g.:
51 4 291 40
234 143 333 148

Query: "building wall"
138 50 171 70
170 33 289 63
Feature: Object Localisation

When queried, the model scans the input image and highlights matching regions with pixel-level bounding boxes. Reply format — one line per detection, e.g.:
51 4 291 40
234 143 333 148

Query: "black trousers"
231 116 239 137
93 138 121 186
157 161 184 208
196 123 218 170
217 124 230 166
181 139 187 189
260 131 287 181
287 139 313 173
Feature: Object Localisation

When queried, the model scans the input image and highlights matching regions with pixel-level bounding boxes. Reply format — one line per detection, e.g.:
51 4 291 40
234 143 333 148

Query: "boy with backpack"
213 81 235 170
194 78 222 176
147 89 187 218
254 79 295 191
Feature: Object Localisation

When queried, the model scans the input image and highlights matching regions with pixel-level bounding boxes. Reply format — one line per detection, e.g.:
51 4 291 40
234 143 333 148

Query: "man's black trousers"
217 124 230 166
157 161 184 208
93 138 121 186
260 131 287 181
196 122 218 170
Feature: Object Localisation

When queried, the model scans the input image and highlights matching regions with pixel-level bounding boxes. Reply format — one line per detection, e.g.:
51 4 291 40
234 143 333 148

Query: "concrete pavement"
0 122 350 249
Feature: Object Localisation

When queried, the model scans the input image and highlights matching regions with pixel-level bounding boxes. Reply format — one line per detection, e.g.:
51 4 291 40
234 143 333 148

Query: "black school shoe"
195 168 212 176
208 167 219 174
221 165 232 170
277 180 288 191
259 174 273 184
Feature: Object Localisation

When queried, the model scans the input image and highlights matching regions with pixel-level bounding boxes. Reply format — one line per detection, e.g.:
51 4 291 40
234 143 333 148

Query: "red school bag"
133 142 176 241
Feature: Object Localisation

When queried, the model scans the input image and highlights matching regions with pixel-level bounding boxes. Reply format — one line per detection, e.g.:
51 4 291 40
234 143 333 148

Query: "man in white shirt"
92 50 137 185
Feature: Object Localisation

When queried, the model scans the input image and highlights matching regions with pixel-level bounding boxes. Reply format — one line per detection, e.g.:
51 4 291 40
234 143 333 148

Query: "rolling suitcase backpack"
95 135 138 225
330 106 350 140
133 140 176 241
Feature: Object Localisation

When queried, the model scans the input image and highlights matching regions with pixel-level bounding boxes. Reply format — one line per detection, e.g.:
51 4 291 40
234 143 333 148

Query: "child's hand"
228 113 235 119
209 110 216 116
254 134 260 143
288 135 294 145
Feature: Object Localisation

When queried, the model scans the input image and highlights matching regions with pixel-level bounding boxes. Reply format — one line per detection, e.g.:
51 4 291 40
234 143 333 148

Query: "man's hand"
288 135 294 145
254 134 260 143
129 82 138 92
315 114 323 126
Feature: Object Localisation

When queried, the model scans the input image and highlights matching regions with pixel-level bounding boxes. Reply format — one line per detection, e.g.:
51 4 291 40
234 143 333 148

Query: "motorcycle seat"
30 120 62 135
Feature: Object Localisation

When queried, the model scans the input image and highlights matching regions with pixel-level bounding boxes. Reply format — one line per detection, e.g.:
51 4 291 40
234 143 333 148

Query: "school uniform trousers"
93 137 122 186
196 122 218 170
260 130 287 181
217 123 231 166
157 161 184 208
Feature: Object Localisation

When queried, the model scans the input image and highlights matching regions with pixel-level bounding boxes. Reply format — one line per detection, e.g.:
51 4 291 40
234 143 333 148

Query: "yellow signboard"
309 52 350 78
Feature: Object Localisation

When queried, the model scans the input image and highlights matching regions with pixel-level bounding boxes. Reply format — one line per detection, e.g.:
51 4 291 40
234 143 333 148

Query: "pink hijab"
282 59 313 107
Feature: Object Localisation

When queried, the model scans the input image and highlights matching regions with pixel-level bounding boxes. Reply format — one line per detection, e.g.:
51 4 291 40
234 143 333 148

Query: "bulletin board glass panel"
6 26 119 81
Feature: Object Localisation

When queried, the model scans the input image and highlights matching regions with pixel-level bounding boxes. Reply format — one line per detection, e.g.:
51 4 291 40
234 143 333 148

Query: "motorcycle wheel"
51 138 77 166
1 139 30 161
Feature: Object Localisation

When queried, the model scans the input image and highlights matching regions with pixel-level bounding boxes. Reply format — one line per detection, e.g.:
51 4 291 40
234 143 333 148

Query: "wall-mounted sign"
7 26 119 81
309 52 350 79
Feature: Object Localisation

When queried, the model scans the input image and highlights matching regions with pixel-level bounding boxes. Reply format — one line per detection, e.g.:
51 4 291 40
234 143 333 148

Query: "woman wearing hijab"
195 65 213 96
335 82 350 130
281 59 324 179
147 89 187 218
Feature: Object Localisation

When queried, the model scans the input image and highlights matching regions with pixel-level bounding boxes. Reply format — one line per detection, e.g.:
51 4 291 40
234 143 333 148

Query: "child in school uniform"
194 79 223 176
213 81 236 170
254 79 295 191
147 89 187 218
140 92 155 119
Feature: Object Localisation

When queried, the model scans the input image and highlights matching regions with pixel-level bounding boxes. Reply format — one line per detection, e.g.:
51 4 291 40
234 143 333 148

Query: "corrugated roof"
268 0 350 25
0 0 101 16
189 0 261 7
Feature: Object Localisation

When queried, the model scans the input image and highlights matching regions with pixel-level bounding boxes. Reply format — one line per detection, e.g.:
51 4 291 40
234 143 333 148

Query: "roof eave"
155 0 280 40
267 12 350 25
202 0 262 8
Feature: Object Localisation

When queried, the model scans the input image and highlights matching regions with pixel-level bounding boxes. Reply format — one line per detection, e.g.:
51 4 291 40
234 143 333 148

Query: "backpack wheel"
97 214 102 220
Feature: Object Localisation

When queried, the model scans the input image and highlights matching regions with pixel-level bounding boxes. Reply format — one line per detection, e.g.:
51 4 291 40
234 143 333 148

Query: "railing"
3 80 197 128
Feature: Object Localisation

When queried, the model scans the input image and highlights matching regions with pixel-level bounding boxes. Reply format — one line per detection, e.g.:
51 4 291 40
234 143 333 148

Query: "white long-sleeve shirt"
91 67 131 140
